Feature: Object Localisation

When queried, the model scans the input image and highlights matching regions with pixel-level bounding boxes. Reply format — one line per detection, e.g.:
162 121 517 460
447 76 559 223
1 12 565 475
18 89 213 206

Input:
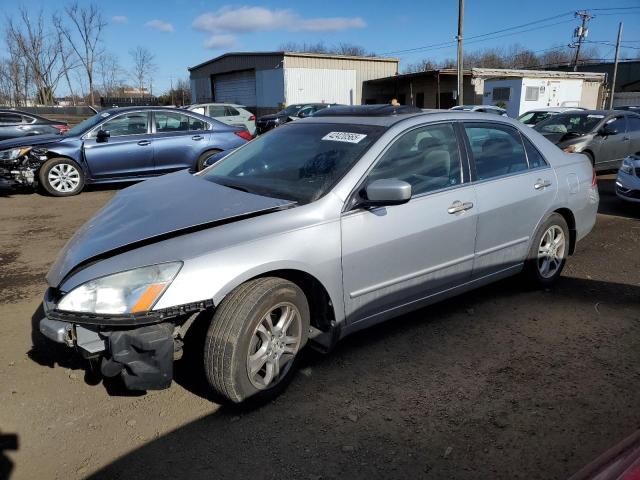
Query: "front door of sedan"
461 122 556 278
83 111 154 179
151 111 210 173
341 122 478 326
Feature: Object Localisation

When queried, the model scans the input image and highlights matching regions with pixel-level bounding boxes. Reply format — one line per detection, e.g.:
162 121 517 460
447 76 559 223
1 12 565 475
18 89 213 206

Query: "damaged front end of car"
0 146 48 189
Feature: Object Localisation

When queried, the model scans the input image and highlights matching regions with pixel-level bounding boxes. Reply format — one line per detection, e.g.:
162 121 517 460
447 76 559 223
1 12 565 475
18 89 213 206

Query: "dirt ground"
1 176 639 480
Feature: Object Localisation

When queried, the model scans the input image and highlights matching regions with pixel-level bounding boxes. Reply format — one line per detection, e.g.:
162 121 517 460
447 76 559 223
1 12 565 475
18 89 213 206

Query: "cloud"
112 15 127 24
145 19 174 32
193 6 365 46
204 34 237 49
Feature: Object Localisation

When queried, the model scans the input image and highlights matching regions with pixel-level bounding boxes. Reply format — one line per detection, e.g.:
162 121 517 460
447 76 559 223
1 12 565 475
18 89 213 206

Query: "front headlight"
0 147 32 161
58 262 182 315
621 159 634 175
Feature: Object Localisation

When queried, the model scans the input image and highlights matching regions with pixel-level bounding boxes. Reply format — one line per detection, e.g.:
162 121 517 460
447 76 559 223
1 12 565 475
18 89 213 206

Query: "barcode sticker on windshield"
322 132 367 143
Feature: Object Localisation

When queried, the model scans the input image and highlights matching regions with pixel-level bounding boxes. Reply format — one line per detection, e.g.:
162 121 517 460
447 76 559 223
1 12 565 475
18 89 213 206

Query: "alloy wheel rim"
537 225 566 279
246 302 302 390
48 164 80 193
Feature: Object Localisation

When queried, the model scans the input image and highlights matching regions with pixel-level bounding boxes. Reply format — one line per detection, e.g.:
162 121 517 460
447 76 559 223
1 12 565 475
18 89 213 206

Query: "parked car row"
38 104 599 404
0 109 69 140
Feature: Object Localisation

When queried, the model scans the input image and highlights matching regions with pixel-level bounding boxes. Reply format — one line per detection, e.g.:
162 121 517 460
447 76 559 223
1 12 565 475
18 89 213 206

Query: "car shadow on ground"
597 175 640 220
27 275 640 479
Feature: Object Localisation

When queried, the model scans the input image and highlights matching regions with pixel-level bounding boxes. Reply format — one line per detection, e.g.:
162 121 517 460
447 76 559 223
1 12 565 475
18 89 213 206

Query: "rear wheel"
196 149 222 171
204 277 309 405
524 213 569 286
38 158 85 196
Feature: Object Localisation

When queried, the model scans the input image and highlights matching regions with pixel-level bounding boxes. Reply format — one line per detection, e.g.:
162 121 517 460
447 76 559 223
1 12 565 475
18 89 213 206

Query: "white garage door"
213 70 256 106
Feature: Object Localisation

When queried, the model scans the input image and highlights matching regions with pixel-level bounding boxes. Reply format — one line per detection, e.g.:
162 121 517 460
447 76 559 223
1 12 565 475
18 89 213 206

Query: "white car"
518 107 585 127
187 103 256 137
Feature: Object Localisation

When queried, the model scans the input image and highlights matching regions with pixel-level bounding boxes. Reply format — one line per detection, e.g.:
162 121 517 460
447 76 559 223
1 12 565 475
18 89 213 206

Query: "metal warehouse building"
189 51 399 116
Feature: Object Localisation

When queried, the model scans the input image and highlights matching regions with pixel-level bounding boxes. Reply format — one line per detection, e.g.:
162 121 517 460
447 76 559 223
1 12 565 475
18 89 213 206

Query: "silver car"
187 103 256 137
616 153 640 202
39 105 599 405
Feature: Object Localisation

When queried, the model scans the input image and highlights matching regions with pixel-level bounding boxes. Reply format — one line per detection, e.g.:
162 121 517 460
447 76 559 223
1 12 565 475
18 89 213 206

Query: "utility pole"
456 0 464 106
609 22 623 109
571 10 592 72
170 76 174 106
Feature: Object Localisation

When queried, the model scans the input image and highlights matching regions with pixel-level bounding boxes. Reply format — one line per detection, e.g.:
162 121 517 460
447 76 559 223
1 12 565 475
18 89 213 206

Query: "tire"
38 158 85 196
196 149 222 172
204 277 310 405
524 213 569 287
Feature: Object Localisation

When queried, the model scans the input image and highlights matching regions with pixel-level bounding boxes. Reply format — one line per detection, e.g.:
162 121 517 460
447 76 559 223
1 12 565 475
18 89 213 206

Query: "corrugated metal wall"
284 55 398 104
213 71 257 106
284 68 357 104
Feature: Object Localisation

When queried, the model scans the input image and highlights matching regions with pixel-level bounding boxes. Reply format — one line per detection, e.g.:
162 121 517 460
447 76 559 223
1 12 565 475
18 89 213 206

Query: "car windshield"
65 112 110 136
534 113 603 135
202 122 385 204
519 111 555 125
277 105 304 116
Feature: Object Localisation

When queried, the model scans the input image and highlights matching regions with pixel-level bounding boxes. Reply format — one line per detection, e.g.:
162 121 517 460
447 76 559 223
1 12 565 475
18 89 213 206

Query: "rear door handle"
192 135 204 141
138 140 151 146
534 179 552 190
448 200 474 214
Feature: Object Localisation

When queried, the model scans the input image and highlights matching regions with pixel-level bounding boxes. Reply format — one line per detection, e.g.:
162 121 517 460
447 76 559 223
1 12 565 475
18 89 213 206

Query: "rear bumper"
39 317 175 391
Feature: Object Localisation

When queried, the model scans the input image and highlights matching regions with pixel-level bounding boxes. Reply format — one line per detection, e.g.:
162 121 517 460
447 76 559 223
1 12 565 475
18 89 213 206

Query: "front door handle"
138 140 151 146
192 135 204 141
448 200 474 214
534 179 552 190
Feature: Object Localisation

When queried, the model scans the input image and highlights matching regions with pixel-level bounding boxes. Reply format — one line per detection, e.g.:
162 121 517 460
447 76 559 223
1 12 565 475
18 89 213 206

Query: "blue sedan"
0 106 249 196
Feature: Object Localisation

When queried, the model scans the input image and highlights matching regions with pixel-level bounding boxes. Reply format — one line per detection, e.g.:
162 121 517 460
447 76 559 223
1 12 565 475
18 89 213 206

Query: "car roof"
100 106 196 115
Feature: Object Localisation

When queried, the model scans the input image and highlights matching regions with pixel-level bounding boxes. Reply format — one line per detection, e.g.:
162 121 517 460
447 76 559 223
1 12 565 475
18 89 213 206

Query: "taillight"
234 130 253 141
248 115 256 121
592 169 598 187
53 124 69 134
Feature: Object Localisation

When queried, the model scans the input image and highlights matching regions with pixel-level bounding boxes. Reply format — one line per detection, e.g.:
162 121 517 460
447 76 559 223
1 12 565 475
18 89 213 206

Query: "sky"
2 0 640 96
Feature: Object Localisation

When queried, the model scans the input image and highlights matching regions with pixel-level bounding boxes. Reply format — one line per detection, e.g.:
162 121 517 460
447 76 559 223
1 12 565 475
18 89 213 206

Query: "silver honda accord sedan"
39 105 599 405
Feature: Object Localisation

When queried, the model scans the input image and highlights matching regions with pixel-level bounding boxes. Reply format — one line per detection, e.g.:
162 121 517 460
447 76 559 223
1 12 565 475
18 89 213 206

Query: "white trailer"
479 70 605 118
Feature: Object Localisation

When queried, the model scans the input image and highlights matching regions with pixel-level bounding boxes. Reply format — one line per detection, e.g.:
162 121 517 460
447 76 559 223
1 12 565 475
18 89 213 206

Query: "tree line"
0 3 189 107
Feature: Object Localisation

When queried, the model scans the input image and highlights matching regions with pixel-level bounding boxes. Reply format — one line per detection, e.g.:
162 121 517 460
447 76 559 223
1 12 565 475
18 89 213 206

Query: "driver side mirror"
357 179 412 208
96 129 110 142
599 125 618 136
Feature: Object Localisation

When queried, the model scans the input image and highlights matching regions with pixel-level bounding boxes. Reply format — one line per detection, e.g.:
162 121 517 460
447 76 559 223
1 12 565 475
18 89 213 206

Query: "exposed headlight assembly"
0 147 32 161
563 145 580 153
58 262 182 315
621 159 634 175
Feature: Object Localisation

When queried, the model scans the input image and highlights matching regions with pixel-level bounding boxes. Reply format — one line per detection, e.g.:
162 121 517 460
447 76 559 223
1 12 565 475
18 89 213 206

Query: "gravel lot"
1 175 639 480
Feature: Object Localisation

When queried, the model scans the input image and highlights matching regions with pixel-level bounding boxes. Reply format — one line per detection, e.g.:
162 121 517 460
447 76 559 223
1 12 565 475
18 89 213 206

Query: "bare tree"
5 7 66 105
404 59 439 73
279 41 373 56
97 53 124 96
129 47 156 97
53 2 107 106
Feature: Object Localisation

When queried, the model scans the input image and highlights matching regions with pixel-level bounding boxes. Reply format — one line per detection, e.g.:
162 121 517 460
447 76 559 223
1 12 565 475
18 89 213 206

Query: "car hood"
258 113 285 121
0 134 63 150
539 131 592 146
46 170 295 287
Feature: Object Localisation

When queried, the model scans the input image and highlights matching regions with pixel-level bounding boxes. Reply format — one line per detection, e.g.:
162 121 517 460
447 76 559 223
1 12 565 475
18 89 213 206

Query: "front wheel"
38 158 85 196
196 149 222 171
524 213 569 286
204 277 310 405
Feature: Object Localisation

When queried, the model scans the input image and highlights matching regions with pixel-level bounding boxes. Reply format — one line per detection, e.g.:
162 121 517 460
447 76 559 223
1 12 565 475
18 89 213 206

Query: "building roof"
189 51 399 71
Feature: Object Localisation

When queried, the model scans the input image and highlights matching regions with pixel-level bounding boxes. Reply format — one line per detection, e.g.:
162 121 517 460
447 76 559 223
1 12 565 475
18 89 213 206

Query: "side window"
463 124 528 180
99 112 149 137
225 106 240 116
522 135 548 169
627 115 640 132
188 115 208 131
606 116 627 133
190 107 205 115
208 106 226 117
0 113 22 125
155 112 190 132
368 123 462 196
21 115 36 124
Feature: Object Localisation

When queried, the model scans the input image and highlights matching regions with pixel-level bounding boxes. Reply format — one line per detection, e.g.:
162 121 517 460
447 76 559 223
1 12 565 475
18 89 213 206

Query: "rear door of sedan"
341 122 478 326
461 122 556 278
151 110 211 173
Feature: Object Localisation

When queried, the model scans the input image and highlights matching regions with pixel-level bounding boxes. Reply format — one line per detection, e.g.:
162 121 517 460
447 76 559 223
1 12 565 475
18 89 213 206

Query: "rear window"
203 122 385 204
